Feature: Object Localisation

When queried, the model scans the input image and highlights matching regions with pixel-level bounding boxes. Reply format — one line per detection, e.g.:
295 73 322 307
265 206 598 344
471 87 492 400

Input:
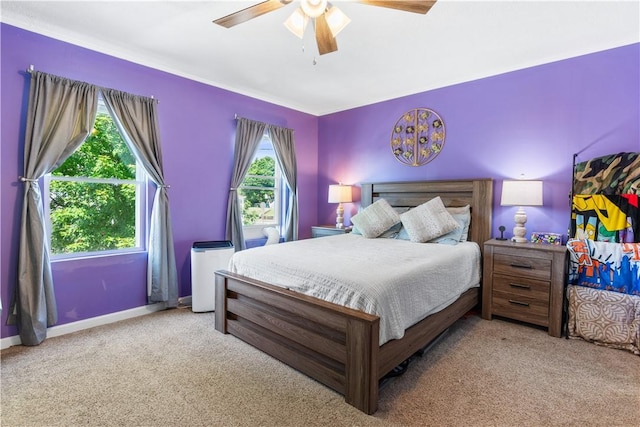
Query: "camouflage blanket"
573 152 640 195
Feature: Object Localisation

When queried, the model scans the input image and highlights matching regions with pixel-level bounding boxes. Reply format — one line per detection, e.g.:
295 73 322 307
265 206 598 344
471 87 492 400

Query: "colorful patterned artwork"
567 239 640 296
571 194 639 243
569 152 640 296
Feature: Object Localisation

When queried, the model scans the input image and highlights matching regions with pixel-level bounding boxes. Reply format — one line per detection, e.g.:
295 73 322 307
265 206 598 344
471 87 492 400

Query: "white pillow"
399 197 459 243
447 205 471 242
352 222 402 239
429 215 466 245
350 199 400 238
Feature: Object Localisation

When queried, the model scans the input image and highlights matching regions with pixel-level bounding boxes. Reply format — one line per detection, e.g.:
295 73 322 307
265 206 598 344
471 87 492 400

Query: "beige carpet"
1 308 638 427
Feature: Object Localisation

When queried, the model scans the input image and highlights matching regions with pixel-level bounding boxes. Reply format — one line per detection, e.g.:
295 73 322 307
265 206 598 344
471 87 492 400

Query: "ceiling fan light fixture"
325 5 351 37
284 7 308 38
214 0 437 56
300 0 328 18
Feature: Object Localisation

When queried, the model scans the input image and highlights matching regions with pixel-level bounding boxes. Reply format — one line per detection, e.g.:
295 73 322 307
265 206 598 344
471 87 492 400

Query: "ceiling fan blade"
213 0 292 28
359 0 436 14
315 13 338 55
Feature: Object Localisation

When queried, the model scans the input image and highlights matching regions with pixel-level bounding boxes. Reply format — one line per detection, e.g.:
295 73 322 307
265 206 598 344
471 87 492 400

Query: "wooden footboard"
215 270 380 413
215 270 479 414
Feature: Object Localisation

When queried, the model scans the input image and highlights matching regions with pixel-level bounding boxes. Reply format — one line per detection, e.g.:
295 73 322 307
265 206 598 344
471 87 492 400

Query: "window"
239 134 283 239
45 98 146 258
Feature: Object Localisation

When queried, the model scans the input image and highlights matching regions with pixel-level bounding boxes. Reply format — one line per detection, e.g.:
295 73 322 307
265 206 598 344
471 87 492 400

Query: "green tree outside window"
240 154 278 226
49 112 142 255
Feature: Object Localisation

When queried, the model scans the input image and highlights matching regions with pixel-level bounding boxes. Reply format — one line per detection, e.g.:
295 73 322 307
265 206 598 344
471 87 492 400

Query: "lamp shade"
328 184 352 203
500 180 543 206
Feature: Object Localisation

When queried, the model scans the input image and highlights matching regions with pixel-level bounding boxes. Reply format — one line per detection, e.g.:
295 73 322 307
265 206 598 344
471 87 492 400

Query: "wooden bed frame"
215 179 493 414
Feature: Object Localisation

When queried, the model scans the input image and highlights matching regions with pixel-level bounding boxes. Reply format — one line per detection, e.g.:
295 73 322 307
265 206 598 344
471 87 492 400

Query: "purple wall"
0 24 318 339
2 23 638 342
317 43 640 239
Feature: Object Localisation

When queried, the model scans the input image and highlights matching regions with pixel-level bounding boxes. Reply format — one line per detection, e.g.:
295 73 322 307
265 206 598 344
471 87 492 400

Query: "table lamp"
328 183 352 228
500 179 543 243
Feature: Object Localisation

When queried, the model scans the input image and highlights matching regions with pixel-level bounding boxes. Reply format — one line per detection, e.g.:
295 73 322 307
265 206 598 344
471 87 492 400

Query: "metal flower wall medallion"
390 108 445 167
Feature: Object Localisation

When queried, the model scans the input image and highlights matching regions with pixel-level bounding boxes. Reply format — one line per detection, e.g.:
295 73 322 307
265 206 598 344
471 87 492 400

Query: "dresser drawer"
491 292 549 327
493 253 552 281
492 274 550 302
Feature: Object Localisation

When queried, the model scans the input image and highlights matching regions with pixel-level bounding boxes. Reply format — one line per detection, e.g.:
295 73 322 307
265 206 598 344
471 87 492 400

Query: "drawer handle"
508 300 530 307
510 263 533 269
509 283 531 289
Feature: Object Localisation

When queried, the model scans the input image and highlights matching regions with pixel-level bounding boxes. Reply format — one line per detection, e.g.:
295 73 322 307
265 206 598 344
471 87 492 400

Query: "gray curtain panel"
15 71 98 345
268 125 298 242
225 117 267 251
101 89 178 307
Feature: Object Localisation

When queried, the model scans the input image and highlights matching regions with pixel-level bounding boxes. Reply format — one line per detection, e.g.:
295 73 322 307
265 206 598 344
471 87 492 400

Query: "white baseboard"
0 302 166 350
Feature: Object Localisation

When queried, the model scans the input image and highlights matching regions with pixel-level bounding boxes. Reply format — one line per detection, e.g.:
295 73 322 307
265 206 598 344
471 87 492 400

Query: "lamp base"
512 207 528 243
335 203 344 229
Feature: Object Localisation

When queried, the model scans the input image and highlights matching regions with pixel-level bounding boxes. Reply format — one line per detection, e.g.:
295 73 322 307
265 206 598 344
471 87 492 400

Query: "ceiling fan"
213 0 436 56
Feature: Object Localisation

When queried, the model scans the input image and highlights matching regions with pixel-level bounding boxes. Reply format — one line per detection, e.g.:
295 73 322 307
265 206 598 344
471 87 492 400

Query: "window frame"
44 98 148 260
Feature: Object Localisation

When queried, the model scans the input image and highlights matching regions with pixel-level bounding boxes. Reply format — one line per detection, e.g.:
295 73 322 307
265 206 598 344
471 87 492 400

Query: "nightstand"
311 225 351 238
482 239 567 337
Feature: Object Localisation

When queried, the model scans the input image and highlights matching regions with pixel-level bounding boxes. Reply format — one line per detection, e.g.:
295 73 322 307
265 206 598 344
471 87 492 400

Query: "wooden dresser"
482 239 567 337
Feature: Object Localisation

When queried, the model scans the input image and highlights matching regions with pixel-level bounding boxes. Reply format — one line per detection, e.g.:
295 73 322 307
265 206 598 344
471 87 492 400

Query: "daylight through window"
239 134 283 238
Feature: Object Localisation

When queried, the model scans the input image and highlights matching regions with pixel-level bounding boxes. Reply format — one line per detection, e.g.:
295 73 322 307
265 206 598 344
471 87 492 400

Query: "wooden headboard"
360 179 493 251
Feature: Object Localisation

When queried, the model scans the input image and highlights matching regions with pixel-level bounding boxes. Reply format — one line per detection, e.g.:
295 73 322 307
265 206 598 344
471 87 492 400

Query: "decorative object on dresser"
311 225 351 238
482 238 567 337
530 231 563 245
328 183 353 228
390 108 445 167
497 225 507 240
500 179 543 243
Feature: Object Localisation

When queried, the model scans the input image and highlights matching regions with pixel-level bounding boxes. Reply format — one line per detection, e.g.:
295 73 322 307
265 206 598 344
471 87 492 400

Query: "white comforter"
228 234 481 344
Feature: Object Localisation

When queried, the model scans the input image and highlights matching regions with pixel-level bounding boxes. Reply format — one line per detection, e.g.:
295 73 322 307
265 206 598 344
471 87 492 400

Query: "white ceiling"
2 1 639 116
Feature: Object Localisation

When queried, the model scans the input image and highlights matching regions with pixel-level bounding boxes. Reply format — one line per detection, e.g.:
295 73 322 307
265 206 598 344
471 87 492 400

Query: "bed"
566 152 640 355
214 179 493 413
